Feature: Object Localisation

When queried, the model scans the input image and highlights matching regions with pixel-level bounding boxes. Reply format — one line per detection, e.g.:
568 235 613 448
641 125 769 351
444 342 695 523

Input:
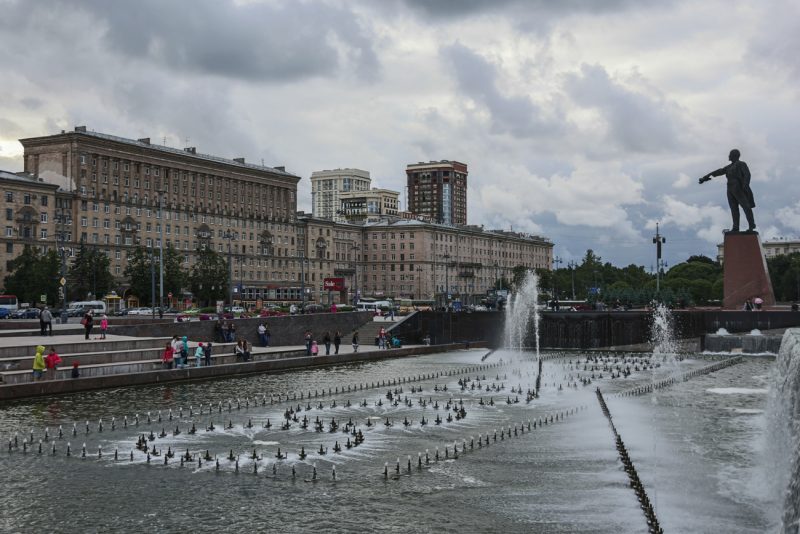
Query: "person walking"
257 323 268 347
323 331 331 355
304 330 313 356
100 314 109 340
32 345 46 381
180 336 189 368
40 306 53 336
215 318 225 343
81 310 94 340
351 331 359 353
333 330 341 355
194 343 205 367
44 347 62 380
162 341 175 370
204 342 213 366
229 321 237 341
169 335 181 368
378 327 387 350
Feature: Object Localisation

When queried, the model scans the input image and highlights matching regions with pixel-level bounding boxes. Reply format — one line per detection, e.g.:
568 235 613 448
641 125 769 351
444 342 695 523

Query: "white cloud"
0 0 799 267
673 173 691 189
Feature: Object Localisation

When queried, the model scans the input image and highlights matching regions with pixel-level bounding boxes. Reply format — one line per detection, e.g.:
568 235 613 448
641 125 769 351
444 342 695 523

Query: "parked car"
259 308 286 317
11 308 40 319
0 308 10 319
303 304 326 314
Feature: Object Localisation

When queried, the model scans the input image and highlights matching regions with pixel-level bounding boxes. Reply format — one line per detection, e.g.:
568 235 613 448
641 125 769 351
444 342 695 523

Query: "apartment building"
310 168 371 222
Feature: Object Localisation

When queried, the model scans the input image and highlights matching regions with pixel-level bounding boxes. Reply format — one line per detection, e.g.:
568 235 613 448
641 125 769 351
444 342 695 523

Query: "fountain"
766 330 800 533
504 269 540 356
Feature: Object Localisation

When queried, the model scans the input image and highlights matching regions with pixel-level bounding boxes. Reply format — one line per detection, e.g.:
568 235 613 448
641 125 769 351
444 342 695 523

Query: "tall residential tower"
406 160 467 225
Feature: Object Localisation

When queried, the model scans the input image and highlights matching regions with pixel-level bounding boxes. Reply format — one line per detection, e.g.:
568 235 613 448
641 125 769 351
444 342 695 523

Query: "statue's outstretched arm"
699 165 729 184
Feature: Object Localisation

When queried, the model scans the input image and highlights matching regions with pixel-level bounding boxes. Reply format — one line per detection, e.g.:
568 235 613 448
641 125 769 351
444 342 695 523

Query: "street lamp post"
223 230 234 307
351 244 360 305
553 256 562 300
568 260 577 300
416 266 423 299
443 253 451 309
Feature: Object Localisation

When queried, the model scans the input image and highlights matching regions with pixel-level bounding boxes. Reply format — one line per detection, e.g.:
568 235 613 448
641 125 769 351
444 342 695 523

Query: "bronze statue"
699 149 756 232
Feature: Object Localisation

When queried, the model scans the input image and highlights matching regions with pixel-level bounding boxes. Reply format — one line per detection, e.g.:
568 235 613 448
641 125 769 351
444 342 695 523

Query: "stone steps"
356 320 397 347
1 345 304 384
0 337 170 360
0 342 240 371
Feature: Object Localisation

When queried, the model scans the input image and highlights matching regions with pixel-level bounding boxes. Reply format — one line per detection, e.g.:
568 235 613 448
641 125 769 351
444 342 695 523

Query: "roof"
360 217 552 244
20 129 298 179
0 170 59 189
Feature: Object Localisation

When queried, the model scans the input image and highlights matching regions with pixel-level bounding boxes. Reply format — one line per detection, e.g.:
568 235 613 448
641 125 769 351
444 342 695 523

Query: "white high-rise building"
310 168 371 222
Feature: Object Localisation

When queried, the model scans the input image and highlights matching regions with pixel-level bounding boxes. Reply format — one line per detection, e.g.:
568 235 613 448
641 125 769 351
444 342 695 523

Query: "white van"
68 300 107 314
356 300 393 313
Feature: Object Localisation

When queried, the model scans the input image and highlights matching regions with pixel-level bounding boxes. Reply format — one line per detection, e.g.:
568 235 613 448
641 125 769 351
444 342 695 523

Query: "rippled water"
0 349 776 533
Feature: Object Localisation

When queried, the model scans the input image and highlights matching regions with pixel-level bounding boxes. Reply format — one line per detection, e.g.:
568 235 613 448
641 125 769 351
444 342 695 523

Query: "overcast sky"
1 0 798 268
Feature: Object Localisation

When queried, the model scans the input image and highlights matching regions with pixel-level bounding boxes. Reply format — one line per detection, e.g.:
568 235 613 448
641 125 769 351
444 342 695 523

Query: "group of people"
215 319 238 343
162 335 215 369
303 330 357 356
742 297 764 311
31 345 79 380
80 310 109 340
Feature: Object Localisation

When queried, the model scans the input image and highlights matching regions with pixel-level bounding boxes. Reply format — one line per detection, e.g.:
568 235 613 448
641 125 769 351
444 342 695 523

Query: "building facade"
17 126 309 305
339 188 400 223
406 160 468 225
717 238 800 264
358 219 552 304
5 127 552 308
0 171 61 285
310 168 371 222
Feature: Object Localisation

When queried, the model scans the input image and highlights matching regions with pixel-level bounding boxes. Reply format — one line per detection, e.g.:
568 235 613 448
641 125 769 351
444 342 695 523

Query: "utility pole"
653 223 666 294
351 244 360 305
150 246 156 318
57 200 69 323
568 260 577 300
158 190 164 311
299 253 306 311
224 230 233 308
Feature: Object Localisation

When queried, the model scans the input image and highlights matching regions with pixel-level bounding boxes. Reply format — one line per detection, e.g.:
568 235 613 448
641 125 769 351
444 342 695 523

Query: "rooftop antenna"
162 136 167 146
184 136 190 147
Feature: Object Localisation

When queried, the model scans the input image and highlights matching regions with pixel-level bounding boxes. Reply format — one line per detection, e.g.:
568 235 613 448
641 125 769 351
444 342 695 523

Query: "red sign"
323 277 345 292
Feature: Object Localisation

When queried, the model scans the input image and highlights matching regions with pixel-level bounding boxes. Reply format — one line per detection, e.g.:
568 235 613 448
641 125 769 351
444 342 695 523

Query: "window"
5 209 11 221
41 196 48 207
40 213 48 223
23 194 31 205
81 217 88 227
5 227 12 237
40 229 48 239
5 242 12 253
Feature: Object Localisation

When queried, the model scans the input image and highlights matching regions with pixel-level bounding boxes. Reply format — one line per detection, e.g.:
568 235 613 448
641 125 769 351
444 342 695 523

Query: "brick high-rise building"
406 160 468 225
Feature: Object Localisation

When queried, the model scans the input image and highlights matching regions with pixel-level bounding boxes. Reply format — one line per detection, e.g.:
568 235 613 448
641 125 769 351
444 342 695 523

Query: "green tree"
161 245 187 300
767 253 800 302
123 247 154 305
68 244 114 301
3 245 60 305
189 247 229 306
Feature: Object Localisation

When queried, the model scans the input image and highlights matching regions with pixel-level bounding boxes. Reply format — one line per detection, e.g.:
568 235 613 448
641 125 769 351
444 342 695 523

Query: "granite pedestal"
723 232 775 309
